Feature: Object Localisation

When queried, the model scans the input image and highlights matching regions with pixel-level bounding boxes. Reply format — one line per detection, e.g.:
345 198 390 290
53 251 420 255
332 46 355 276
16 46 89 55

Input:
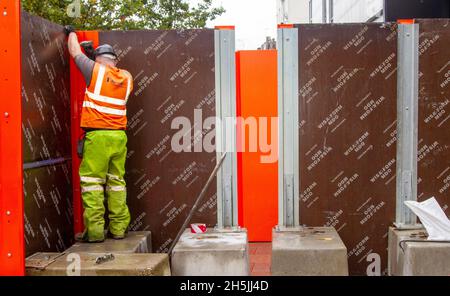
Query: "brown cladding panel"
21 11 71 163
21 11 73 256
98 30 217 253
296 23 398 275
416 19 450 215
23 164 73 256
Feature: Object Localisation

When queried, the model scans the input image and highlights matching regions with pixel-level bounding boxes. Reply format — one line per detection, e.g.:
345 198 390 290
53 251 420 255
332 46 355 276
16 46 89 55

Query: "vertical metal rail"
395 23 421 228
214 27 238 228
322 0 327 23
277 26 300 227
0 0 24 275
309 0 313 23
328 0 334 23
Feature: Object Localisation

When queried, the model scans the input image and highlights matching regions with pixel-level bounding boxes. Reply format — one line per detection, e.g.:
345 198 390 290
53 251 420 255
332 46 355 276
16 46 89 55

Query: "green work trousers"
79 130 130 241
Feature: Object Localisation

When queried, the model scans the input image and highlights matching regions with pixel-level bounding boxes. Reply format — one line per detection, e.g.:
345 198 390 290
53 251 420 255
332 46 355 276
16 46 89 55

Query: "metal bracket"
395 23 421 229
277 27 300 227
214 28 238 228
284 175 295 226
95 253 115 265
25 252 67 270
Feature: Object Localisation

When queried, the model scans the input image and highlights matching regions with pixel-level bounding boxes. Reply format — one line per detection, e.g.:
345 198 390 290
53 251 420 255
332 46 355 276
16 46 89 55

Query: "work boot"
107 231 126 240
75 231 105 243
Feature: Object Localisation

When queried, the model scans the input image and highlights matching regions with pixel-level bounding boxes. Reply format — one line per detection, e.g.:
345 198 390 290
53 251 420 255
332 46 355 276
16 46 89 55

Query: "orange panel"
215 26 235 30
236 50 278 242
0 0 24 275
398 19 415 24
278 24 294 28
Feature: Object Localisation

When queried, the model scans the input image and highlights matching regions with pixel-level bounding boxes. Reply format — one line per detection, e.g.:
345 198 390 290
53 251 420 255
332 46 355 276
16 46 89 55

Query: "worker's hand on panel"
80 41 96 61
64 25 75 36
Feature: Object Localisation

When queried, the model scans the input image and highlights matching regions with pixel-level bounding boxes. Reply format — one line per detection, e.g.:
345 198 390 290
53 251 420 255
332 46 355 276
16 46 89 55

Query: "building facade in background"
277 0 384 24
277 0 310 24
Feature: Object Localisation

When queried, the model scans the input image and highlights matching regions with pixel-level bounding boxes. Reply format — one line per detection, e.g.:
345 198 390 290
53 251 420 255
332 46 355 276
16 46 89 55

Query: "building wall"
332 0 383 23
311 0 325 23
277 0 310 24
278 0 384 24
385 0 450 21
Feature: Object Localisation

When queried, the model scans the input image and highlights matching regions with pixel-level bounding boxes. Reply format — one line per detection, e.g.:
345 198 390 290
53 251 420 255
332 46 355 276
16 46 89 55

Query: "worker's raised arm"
64 25 82 58
68 33 83 58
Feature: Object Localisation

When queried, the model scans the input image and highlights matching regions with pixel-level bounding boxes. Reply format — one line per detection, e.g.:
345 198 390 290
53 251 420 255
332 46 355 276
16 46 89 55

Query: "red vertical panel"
0 0 24 276
236 50 278 242
236 51 244 226
71 31 99 234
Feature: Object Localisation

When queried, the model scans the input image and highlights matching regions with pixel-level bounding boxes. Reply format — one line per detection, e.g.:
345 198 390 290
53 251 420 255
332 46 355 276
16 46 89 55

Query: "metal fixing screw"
6 211 11 216
4 112 9 118
7 253 12 258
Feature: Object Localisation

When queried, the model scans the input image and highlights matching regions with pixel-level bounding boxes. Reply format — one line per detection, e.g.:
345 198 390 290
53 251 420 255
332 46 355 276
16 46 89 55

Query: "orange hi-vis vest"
81 63 133 130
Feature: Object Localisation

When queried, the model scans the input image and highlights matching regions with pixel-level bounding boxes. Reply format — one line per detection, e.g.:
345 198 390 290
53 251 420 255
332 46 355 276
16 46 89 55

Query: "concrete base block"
171 228 249 276
388 227 450 276
66 231 152 254
26 231 165 276
26 252 170 276
271 227 348 276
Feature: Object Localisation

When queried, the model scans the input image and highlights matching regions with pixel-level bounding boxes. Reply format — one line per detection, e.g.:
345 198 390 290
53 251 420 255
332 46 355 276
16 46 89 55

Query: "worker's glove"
80 41 95 61
64 25 75 36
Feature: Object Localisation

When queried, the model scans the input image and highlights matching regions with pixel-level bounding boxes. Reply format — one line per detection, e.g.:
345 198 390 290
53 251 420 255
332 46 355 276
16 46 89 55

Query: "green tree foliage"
22 0 225 30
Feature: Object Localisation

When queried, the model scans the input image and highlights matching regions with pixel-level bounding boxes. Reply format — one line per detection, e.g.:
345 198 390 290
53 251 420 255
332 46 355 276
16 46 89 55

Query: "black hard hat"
94 44 117 59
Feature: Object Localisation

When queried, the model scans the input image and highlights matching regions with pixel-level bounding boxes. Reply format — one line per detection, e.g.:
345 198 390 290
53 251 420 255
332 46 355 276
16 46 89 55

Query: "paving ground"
249 242 272 276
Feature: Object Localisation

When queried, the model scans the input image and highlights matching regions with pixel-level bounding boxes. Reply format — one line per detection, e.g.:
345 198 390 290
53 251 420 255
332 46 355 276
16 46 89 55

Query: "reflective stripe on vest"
82 101 127 116
94 65 106 95
85 90 127 106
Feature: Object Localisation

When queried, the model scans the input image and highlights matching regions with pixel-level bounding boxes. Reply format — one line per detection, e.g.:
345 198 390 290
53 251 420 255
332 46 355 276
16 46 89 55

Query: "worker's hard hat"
95 44 117 59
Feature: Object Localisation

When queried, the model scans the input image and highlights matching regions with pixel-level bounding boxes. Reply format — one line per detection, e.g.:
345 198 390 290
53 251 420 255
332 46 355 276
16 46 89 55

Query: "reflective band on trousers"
107 173 124 182
106 186 126 192
81 185 104 193
80 176 106 184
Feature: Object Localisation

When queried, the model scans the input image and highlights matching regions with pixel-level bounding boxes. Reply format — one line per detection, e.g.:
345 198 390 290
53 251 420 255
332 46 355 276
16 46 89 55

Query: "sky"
204 0 278 50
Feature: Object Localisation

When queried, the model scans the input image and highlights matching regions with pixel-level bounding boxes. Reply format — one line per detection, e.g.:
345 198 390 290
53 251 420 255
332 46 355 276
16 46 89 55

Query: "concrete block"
26 252 170 276
388 227 450 276
271 226 348 276
388 227 424 275
65 231 151 254
171 228 249 276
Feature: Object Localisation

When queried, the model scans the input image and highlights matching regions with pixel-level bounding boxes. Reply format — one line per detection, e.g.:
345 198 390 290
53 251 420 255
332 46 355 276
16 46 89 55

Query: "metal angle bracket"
214 28 238 228
277 27 300 228
395 23 421 229
284 175 295 226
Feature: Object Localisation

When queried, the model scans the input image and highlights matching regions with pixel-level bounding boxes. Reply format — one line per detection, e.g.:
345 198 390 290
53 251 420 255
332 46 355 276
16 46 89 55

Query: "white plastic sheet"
404 197 450 240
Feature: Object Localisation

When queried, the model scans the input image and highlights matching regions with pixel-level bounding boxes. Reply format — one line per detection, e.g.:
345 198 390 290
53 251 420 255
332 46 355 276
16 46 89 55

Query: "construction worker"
65 26 133 242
